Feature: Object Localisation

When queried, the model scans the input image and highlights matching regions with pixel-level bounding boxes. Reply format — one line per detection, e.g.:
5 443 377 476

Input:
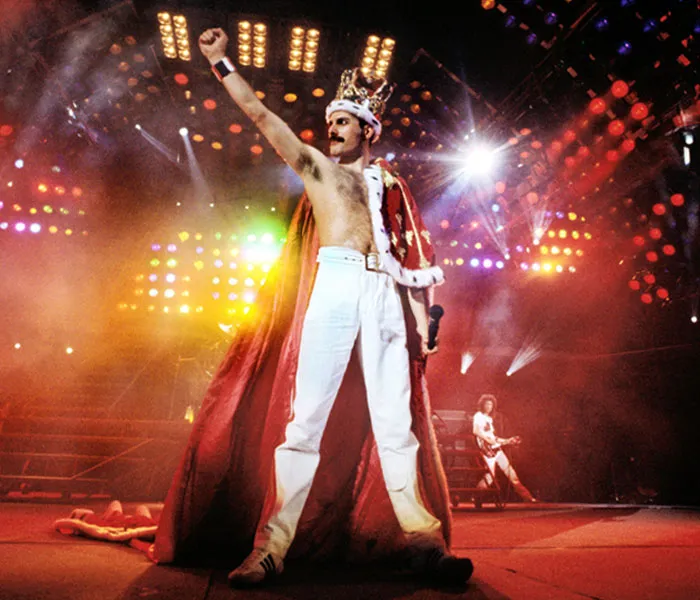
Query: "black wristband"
211 57 236 81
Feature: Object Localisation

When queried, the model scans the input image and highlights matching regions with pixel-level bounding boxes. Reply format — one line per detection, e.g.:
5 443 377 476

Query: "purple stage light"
618 41 632 55
595 18 609 31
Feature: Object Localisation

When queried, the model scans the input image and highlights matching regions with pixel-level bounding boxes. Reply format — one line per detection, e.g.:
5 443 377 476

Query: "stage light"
608 120 625 136
641 293 653 304
470 258 480 268
618 41 632 55
526 33 538 45
505 15 517 28
642 19 657 33
66 347 74 355
590 98 606 115
460 352 477 374
692 316 698 324
288 27 320 73
361 35 395 79
14 159 23 169
461 144 497 177
631 103 649 120
611 80 629 98
670 193 685 207
629 280 641 290
544 12 557 25
595 17 609 31
29 223 41 233
179 127 188 136
621 138 636 153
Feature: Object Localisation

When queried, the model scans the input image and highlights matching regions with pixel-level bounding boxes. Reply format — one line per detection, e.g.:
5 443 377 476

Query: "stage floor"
1 501 699 599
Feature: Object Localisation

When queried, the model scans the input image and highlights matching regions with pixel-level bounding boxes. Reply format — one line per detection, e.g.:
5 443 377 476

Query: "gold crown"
332 68 395 119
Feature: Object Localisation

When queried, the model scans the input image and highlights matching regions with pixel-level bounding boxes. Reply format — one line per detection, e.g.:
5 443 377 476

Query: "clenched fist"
199 28 228 64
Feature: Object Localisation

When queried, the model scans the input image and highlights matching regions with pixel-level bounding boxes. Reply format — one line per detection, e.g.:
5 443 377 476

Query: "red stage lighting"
662 244 676 256
649 228 662 240
633 235 645 246
643 274 656 285
646 251 658 263
590 98 606 115
656 288 669 300
608 120 625 136
628 280 641 290
652 203 666 216
670 193 685 207
631 103 649 121
640 293 653 304
621 138 636 153
611 80 629 98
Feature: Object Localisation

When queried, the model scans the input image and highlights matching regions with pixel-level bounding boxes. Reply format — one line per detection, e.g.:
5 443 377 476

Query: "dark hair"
477 394 497 412
357 118 376 145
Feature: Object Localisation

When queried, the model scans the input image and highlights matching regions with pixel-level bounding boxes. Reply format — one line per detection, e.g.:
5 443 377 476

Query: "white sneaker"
228 548 284 587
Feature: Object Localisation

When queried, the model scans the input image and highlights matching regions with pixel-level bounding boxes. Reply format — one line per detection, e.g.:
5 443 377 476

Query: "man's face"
484 400 494 415
327 110 367 158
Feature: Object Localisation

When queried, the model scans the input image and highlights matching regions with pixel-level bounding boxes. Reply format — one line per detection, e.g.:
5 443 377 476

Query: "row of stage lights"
119 231 284 318
288 26 320 73
157 12 395 78
158 13 191 61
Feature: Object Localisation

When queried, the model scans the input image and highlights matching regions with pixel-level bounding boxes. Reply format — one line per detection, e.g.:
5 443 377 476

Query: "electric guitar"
475 435 522 458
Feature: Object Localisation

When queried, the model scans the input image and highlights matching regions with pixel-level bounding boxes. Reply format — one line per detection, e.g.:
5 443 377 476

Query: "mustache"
329 134 345 143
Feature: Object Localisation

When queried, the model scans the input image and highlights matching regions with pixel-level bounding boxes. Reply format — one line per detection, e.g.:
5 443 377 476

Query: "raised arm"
198 28 309 174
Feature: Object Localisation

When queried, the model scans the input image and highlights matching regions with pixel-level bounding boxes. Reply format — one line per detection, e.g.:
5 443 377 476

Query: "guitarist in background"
472 394 537 502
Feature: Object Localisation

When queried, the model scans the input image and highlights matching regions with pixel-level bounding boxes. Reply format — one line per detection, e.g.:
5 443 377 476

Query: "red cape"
151 169 451 565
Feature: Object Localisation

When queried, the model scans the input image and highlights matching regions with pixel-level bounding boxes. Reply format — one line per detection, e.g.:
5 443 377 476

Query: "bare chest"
332 166 368 208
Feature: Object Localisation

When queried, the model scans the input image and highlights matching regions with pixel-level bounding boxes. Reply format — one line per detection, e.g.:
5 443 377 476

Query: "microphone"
427 304 444 350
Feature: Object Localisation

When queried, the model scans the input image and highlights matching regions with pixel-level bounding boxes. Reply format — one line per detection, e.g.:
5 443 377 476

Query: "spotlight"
179 127 189 136
692 316 698 324
461 144 497 177
14 159 23 169
135 123 142 130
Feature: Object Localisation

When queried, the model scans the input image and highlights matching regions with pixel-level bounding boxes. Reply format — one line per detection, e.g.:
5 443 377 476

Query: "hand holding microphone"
423 304 444 356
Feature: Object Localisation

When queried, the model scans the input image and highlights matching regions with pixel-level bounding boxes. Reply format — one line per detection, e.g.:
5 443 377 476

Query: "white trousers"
255 247 442 557
477 450 534 501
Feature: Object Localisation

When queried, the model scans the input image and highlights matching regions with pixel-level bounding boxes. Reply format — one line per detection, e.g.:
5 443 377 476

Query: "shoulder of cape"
373 158 402 190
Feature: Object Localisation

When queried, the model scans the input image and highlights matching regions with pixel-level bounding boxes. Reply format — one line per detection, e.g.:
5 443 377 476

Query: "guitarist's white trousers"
254 247 443 558
479 450 534 500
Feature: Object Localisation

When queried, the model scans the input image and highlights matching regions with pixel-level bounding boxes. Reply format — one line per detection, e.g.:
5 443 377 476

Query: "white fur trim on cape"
326 99 382 143
363 165 445 288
